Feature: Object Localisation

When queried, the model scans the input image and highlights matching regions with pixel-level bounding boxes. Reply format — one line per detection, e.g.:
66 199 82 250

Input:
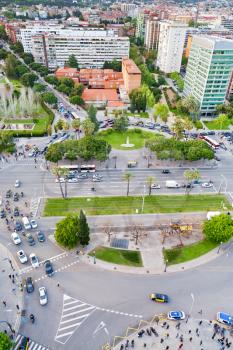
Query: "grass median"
163 239 218 265
43 194 230 216
89 246 143 267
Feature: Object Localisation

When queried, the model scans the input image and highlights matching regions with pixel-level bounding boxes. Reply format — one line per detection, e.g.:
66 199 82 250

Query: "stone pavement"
0 243 23 336
111 317 233 350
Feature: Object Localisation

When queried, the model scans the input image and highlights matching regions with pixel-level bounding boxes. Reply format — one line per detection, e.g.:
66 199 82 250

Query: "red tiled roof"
82 89 119 101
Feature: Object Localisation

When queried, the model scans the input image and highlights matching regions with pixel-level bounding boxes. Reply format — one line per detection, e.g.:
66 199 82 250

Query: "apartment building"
122 58 141 93
156 21 187 73
19 26 129 69
144 18 160 50
184 35 233 116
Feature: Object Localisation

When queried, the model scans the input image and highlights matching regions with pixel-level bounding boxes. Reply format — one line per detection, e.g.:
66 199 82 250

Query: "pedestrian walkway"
110 317 233 350
13 334 50 350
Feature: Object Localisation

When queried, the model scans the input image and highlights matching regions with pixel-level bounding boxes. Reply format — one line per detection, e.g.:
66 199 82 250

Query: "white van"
22 216 31 230
166 180 181 188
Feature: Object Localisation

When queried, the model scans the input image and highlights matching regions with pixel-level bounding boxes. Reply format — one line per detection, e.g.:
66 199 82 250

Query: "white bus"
22 216 31 230
80 164 96 173
70 112 80 120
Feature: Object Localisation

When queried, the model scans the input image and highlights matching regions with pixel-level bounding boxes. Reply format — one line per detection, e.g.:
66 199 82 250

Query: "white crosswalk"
55 294 96 345
30 198 41 217
13 334 50 350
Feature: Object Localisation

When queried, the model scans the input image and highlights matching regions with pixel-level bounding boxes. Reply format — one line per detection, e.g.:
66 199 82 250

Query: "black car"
25 277 34 293
37 231 45 242
14 207 20 217
0 209 6 218
182 183 193 189
15 221 22 231
44 260 54 277
26 234 35 246
162 169 170 174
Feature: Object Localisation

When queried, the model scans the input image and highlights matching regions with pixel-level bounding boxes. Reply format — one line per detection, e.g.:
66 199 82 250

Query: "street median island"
43 194 230 216
163 239 218 265
89 246 143 267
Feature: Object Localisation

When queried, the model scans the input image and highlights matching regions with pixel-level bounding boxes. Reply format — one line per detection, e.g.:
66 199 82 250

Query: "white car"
93 173 103 179
55 177 65 183
15 180 20 188
17 250 28 264
39 287 48 306
151 184 161 189
93 177 102 182
68 178 78 183
30 219 38 229
11 232 21 245
201 182 213 188
30 253 39 268
167 311 185 320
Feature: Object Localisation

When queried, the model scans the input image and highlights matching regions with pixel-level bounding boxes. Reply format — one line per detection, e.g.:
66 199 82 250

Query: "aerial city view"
1 0 233 348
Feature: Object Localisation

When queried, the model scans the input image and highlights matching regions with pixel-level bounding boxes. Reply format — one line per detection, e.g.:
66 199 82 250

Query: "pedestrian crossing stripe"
13 334 50 350
55 294 96 345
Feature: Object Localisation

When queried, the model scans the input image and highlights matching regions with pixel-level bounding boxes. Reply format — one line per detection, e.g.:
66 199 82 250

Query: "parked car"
30 253 39 268
30 219 38 229
44 260 54 277
162 169 170 174
26 234 36 246
68 178 78 183
39 287 48 306
0 209 6 218
25 277 34 293
151 184 161 189
14 207 20 217
17 250 28 264
37 231 45 242
15 221 22 231
13 193 19 201
201 182 213 188
149 293 169 303
11 232 21 245
6 190 12 198
77 173 88 179
55 177 66 183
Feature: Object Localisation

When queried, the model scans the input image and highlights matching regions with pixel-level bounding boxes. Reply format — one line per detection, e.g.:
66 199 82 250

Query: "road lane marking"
13 334 50 350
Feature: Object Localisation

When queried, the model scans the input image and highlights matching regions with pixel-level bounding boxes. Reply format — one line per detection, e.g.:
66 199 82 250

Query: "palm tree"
58 167 69 198
72 119 81 139
183 168 200 195
146 176 155 195
123 172 133 196
51 166 65 199
81 119 95 136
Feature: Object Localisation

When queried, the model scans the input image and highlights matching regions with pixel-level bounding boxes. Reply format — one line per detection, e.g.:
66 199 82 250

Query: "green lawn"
97 128 161 150
204 119 231 130
43 194 230 216
89 246 143 267
163 239 218 265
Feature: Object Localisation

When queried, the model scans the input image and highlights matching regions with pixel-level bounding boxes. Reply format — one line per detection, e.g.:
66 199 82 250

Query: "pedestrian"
198 309 203 315
188 330 192 334
11 288 16 294
57 283 60 287
166 333 169 338
131 340 134 348
8 274 11 279
189 337 192 342
16 304 19 310
143 344 147 348
166 346 169 350
196 328 199 334
199 320 203 326
166 324 169 329
160 338 164 343
178 344 183 349
4 330 7 334
176 333 179 338
2 301 6 307
200 340 203 345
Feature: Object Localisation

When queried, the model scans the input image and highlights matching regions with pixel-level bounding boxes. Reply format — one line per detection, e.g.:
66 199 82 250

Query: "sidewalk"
0 243 24 336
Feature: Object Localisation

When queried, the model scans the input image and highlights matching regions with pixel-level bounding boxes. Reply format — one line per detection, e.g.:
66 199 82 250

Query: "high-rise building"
184 35 233 116
156 21 187 73
19 26 129 69
144 18 160 50
136 12 149 40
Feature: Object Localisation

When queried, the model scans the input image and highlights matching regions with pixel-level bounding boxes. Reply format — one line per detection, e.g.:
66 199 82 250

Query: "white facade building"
156 21 187 73
19 26 129 69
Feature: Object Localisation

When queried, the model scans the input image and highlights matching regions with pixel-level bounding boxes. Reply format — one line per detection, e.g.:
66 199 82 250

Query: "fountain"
121 136 134 148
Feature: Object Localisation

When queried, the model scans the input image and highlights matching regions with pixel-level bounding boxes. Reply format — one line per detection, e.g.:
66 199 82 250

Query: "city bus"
59 164 96 172
202 136 220 150
59 165 79 171
70 111 80 120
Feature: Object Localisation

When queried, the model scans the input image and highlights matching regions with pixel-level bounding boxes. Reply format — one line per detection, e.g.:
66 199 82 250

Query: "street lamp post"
93 250 96 264
217 241 223 254
113 156 117 169
141 185 146 213
164 259 168 272
186 293 195 323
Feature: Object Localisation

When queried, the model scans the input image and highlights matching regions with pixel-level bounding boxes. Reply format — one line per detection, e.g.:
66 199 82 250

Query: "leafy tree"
57 83 72 96
10 42 24 55
42 92 58 105
103 59 121 72
183 168 200 194
146 176 155 195
21 52 34 65
3 11 15 19
59 77 74 88
33 83 46 93
171 117 192 139
45 143 63 164
65 150 77 163
69 95 84 106
70 84 84 96
67 54 79 69
0 132 15 153
75 137 111 161
44 75 59 86
0 332 13 350
129 88 147 112
123 172 133 196
15 64 30 78
214 114 228 130
0 48 8 60
203 214 233 243
87 105 98 132
180 96 200 120
153 103 169 123
81 119 95 136
72 119 81 139
55 214 80 248
55 119 66 131
79 209 90 246
114 115 129 132
20 72 38 87
4 54 18 79
47 125 52 136
0 25 7 40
